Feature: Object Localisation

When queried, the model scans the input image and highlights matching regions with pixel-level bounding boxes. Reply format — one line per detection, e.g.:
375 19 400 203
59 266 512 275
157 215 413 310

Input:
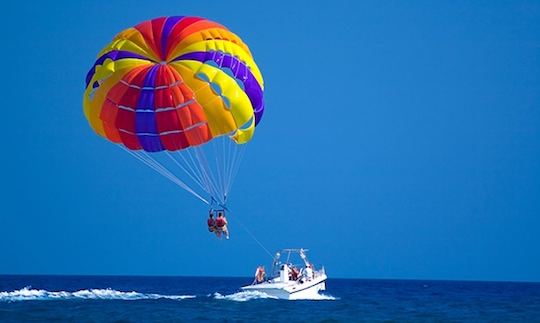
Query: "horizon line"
1 273 538 284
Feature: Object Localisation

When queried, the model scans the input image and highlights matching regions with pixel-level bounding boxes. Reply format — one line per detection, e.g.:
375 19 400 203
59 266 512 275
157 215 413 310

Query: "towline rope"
229 214 274 260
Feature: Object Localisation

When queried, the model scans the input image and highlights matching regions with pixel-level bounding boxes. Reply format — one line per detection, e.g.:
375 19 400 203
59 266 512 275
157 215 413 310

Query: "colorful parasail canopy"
83 16 265 207
83 16 264 153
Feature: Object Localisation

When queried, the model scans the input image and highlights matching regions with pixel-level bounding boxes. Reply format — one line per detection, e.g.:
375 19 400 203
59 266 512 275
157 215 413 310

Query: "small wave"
294 293 338 301
213 291 278 302
0 287 195 302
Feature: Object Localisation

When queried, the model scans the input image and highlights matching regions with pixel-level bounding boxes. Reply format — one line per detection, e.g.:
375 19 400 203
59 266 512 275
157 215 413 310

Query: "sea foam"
212 290 337 301
295 293 338 301
212 290 278 302
0 287 195 302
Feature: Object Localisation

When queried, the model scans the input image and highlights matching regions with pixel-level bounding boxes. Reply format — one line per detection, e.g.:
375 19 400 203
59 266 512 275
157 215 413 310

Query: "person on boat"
290 266 300 281
207 211 216 233
304 263 314 280
215 211 229 239
254 266 266 284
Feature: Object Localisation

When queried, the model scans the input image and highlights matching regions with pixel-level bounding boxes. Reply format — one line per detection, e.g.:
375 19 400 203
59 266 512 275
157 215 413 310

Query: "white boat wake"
295 293 338 301
1 287 336 302
212 290 337 302
212 291 278 302
0 287 195 302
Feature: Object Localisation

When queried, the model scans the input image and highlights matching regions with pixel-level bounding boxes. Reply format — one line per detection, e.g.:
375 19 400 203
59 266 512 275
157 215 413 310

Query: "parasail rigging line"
121 146 209 205
120 135 246 208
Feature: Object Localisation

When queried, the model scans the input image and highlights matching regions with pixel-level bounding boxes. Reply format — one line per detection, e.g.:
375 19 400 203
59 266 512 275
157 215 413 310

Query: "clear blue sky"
1 0 539 281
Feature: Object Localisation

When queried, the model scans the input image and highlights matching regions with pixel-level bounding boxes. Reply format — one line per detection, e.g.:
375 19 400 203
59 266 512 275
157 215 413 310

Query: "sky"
1 0 539 281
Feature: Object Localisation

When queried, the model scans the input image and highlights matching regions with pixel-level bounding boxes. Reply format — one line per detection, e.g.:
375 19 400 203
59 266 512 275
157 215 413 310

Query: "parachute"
83 16 264 208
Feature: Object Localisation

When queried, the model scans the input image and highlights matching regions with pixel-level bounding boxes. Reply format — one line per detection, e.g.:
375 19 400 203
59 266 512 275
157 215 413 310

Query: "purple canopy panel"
172 51 265 125
85 50 153 87
135 65 164 152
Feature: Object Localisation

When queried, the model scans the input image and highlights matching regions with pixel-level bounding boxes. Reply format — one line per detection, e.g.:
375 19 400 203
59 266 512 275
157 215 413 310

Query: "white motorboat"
241 248 327 300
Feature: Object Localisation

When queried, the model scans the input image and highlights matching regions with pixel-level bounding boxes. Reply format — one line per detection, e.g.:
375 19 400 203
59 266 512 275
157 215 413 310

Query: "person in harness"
215 211 229 239
207 211 216 233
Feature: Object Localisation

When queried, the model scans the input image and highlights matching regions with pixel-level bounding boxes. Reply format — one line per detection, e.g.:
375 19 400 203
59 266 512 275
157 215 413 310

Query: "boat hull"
241 274 327 300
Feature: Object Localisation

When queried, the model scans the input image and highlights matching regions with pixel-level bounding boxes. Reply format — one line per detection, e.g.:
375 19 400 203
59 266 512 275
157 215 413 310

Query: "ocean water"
1 275 539 322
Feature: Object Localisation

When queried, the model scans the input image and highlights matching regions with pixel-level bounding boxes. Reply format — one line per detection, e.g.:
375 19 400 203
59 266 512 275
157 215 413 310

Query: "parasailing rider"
207 210 217 233
215 211 229 240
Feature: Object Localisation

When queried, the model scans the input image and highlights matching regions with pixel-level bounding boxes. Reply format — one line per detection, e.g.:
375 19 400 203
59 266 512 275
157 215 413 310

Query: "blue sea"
1 275 539 322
